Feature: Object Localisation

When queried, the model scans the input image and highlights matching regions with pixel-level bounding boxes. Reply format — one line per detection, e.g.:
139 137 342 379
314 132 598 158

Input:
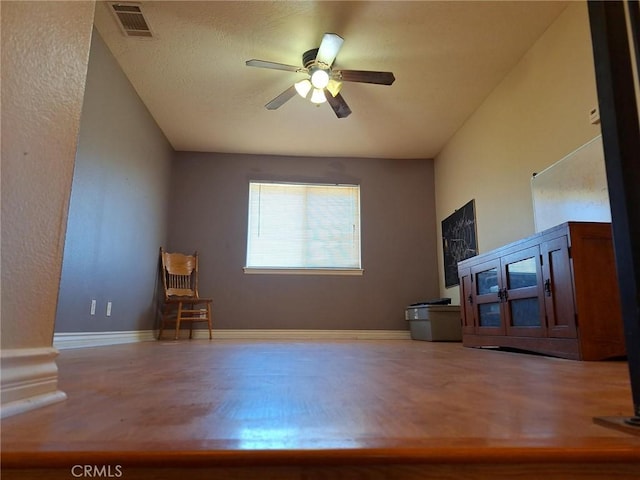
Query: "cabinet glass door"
502 246 546 337
478 303 501 327
471 259 505 335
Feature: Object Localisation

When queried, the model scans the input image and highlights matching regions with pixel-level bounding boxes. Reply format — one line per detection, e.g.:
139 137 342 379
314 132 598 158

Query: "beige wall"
434 2 602 301
1 1 95 348
1 1 95 415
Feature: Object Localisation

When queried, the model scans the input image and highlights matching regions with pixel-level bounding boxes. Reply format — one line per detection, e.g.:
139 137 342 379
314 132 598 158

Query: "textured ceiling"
94 1 568 159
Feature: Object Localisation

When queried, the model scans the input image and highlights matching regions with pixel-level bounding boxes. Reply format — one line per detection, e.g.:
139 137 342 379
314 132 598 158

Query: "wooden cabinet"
458 222 625 360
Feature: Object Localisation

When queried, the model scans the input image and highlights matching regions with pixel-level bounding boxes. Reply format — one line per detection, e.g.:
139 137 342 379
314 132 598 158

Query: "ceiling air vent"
110 3 153 38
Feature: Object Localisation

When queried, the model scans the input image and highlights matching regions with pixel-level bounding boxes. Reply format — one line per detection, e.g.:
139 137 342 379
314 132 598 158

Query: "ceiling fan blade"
336 70 395 85
246 59 305 73
326 92 352 119
315 33 344 66
265 85 297 110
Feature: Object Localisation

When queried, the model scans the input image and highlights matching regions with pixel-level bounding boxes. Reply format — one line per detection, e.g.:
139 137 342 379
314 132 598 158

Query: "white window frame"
244 181 363 276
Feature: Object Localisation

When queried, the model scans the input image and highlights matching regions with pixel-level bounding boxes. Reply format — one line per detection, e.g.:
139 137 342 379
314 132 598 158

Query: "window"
245 182 362 275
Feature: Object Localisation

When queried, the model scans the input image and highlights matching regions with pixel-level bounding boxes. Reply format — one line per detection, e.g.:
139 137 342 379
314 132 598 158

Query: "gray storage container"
405 305 462 341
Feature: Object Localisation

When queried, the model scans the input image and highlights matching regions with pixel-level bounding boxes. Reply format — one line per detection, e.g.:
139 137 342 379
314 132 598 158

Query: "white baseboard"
1 347 67 418
54 330 156 350
55 329 411 347
167 329 412 341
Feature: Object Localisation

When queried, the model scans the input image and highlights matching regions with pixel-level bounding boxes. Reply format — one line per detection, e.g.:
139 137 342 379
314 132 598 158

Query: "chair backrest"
160 247 200 299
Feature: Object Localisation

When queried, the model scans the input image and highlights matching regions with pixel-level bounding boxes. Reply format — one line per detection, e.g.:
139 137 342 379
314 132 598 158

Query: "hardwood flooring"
2 339 640 479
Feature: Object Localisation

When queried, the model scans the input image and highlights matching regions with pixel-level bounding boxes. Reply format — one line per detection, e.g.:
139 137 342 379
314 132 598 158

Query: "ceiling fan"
246 33 395 119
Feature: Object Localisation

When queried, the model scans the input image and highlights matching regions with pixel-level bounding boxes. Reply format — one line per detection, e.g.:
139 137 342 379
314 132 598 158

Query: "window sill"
243 267 364 276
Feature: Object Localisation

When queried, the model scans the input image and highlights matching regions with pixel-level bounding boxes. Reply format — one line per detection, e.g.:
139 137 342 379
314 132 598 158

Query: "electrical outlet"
90 299 96 315
106 301 112 317
589 107 600 124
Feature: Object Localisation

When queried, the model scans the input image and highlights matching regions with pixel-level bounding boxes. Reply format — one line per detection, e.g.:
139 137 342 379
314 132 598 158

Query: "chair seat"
164 296 212 304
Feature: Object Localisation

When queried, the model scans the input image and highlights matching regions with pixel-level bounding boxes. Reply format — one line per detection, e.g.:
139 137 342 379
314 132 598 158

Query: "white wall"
434 2 602 301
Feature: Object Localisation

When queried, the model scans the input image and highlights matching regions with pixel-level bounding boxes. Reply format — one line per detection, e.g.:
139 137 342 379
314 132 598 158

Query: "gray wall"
168 152 438 331
55 29 173 332
54 28 439 334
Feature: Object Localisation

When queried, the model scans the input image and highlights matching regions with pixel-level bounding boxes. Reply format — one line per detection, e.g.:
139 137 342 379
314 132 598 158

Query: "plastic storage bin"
405 305 461 341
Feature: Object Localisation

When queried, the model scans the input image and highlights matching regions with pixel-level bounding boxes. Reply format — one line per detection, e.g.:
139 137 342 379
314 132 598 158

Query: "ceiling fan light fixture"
326 79 343 97
294 79 312 98
310 68 330 89
310 88 327 104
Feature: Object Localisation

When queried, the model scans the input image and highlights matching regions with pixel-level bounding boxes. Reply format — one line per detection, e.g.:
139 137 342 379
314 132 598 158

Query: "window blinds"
246 182 361 269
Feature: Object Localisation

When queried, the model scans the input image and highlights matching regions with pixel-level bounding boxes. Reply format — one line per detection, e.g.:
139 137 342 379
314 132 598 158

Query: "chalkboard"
531 135 611 232
442 199 478 288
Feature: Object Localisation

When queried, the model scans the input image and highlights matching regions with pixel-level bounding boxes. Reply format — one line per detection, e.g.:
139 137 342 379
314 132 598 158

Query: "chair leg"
158 303 168 340
207 303 213 340
188 302 195 339
175 302 182 340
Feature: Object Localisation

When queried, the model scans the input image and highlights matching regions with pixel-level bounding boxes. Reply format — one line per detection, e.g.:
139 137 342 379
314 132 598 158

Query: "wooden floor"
2 339 640 479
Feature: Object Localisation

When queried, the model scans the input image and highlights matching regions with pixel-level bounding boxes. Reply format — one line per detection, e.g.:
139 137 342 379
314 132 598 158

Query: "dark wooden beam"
588 0 640 427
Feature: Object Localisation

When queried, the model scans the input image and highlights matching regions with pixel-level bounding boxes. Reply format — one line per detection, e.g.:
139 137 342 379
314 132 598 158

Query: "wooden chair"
158 247 213 340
